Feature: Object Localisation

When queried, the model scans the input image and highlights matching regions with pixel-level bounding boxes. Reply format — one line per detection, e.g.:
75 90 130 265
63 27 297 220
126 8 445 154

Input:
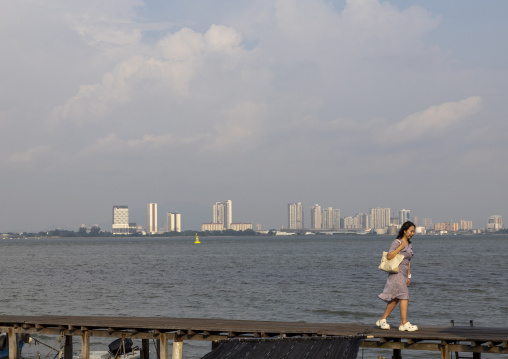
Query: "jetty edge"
1 315 508 359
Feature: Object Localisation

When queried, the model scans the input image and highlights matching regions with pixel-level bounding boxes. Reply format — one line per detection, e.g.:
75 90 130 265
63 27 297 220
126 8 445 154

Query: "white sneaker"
399 322 418 331
376 319 390 330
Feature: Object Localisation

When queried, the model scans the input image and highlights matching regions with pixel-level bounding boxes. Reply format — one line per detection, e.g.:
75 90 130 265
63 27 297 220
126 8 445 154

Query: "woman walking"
376 221 418 331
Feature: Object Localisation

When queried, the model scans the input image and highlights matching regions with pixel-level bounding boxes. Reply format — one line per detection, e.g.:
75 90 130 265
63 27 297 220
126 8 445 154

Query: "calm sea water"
1 235 507 358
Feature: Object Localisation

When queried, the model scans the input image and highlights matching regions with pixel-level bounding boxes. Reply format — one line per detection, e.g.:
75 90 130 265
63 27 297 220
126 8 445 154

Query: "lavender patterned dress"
378 239 413 303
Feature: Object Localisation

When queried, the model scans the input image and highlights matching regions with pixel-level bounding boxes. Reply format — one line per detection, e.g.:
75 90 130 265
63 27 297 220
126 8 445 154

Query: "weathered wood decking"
1 315 507 358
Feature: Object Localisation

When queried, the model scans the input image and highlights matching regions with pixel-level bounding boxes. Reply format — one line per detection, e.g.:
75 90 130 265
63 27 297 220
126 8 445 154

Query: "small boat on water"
0 333 30 359
73 338 140 359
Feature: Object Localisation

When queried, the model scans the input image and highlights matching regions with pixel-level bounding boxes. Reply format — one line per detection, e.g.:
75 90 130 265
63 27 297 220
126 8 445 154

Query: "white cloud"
51 55 191 125
126 133 209 148
70 20 143 46
74 132 209 161
377 96 483 146
209 102 267 151
159 27 205 61
64 0 146 46
8 145 51 164
51 24 249 126
204 24 243 53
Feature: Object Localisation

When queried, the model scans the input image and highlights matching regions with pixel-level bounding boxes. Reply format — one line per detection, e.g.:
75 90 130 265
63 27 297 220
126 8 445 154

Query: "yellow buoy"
195 233 201 244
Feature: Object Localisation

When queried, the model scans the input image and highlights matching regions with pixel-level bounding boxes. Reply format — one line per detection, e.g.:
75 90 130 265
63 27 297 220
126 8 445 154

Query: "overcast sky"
1 0 507 232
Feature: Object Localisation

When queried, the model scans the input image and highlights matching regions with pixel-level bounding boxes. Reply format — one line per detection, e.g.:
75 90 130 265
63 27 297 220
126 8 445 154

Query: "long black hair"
397 221 415 243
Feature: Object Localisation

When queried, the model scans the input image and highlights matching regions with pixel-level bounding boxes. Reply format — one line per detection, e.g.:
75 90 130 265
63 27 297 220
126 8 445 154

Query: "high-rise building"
167 212 181 232
288 202 304 229
343 216 356 229
322 207 333 229
355 213 368 230
313 206 340 230
332 209 341 229
343 213 367 230
147 203 157 234
112 205 129 235
434 222 459 232
460 220 473 231
370 208 391 229
365 214 372 229
213 202 224 225
310 204 322 229
399 209 411 225
422 218 433 230
487 215 504 232
213 200 232 229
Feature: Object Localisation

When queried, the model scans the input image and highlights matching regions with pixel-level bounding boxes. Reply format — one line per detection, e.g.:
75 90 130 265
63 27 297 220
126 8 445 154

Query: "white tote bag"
378 240 404 273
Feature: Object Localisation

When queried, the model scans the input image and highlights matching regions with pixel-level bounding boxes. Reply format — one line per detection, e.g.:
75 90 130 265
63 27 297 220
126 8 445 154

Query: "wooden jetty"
1 315 507 359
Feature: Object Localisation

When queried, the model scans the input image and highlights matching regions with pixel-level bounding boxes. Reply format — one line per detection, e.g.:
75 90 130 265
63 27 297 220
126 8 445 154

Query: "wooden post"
470 321 480 359
8 328 18 359
64 335 73 359
141 339 150 359
81 331 90 359
159 333 169 359
441 341 449 359
172 337 183 359
392 339 402 359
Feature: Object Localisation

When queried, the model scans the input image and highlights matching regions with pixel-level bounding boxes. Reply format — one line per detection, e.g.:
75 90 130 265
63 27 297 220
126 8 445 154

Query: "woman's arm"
407 261 411 285
387 241 406 260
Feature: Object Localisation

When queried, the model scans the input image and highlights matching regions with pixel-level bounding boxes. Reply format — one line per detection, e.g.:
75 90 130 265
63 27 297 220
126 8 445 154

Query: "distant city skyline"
105 201 501 234
2 197 505 234
1 1 507 233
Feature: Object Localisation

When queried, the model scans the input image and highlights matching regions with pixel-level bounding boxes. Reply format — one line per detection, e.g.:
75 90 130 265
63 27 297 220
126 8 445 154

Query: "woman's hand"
387 242 406 260
407 278 411 286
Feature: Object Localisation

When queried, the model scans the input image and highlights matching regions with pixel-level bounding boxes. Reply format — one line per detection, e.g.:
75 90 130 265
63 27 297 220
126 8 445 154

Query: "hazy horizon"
1 0 507 232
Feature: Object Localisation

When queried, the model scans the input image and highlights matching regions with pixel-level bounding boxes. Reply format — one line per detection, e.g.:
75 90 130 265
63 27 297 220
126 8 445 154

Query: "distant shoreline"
2 232 507 240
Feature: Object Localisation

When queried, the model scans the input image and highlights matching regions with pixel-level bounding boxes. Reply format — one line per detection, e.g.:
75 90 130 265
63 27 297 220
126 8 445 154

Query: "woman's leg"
380 299 399 320
399 299 408 325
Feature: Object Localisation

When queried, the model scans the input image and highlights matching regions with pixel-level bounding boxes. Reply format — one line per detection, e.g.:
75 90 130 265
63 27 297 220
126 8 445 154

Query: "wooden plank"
361 341 441 352
447 344 508 354
5 318 502 341
2 315 508 342
1 315 508 353
0 326 159 340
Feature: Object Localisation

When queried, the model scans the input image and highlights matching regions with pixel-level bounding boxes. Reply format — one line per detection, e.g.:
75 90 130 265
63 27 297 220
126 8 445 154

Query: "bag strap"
396 239 408 252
